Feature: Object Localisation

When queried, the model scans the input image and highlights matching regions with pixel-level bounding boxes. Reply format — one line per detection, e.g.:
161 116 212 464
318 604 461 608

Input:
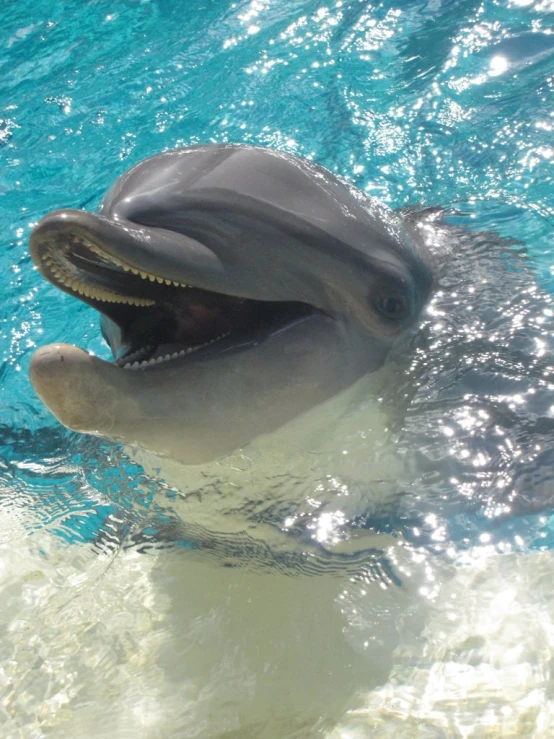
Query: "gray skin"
29 145 433 465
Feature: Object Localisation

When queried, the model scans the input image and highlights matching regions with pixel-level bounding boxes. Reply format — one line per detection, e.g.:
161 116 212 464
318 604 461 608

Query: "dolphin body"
26 147 554 735
29 145 433 467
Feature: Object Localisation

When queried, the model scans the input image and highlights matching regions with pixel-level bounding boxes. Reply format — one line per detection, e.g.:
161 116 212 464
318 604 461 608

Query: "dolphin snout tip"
30 343 91 390
29 344 106 432
31 342 86 367
30 343 67 373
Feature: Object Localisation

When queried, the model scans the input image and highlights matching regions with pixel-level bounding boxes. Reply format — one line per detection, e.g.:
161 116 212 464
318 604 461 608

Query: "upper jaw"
30 209 194 309
30 208 229 302
29 208 315 307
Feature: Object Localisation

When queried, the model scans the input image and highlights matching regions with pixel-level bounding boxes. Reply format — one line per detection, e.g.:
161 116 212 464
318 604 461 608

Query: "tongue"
173 303 231 344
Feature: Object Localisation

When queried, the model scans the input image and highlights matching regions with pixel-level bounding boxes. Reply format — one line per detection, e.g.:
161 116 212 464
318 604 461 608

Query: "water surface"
1 0 554 736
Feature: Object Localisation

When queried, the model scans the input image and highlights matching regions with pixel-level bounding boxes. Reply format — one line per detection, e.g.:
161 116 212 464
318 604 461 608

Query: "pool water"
1 0 554 736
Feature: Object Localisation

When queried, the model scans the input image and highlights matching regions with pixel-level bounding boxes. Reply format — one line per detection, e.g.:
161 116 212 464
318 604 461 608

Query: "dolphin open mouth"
28 145 435 464
30 216 314 370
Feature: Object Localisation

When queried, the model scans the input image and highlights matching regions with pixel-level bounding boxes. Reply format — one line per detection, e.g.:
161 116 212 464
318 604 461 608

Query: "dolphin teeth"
42 252 157 306
121 332 232 370
43 244 193 295
117 345 154 367
41 244 168 304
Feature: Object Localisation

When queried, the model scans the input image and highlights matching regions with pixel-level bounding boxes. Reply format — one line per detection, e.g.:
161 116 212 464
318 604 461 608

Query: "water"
1 0 554 736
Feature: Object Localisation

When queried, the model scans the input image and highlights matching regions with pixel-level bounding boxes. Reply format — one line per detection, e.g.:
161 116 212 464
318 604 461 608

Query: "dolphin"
29 144 433 465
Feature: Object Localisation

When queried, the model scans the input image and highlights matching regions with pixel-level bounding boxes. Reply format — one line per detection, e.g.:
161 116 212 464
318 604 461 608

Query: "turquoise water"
2 0 553 545
2 0 553 418
2 0 554 736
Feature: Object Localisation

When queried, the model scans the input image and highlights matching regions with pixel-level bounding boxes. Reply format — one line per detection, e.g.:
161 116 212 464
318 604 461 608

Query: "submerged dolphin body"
29 145 433 465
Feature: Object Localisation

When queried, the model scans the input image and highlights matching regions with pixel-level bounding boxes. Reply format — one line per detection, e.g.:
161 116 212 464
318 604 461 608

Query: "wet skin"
29 144 433 464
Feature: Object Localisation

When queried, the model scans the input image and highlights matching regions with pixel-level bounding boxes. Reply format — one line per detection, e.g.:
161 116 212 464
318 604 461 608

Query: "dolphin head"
29 145 433 464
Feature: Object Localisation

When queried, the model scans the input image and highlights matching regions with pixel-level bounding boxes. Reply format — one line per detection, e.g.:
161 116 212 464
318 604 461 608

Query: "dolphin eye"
372 292 411 321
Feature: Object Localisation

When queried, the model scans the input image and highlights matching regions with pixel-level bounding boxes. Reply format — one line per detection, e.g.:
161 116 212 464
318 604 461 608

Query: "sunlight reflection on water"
1 0 554 735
